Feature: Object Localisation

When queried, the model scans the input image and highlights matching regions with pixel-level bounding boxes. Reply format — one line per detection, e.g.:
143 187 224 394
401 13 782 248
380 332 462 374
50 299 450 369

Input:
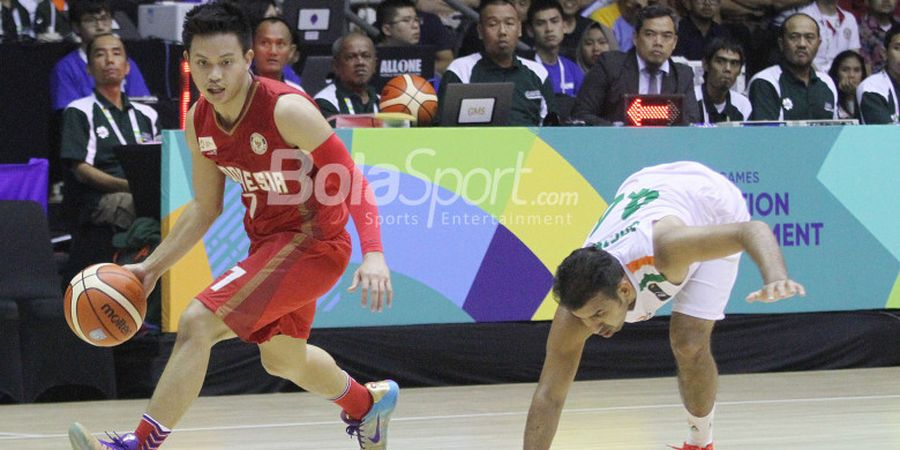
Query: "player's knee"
176 302 223 344
669 329 711 361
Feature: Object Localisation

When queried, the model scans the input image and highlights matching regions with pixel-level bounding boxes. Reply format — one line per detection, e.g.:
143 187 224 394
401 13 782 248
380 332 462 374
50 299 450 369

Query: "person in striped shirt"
525 161 805 450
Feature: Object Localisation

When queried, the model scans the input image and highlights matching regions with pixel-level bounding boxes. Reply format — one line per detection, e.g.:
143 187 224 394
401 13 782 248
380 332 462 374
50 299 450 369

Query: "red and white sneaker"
668 443 713 450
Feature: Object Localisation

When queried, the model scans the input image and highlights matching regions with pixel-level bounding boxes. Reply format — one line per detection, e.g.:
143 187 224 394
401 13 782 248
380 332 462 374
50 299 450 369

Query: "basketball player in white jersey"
523 161 806 450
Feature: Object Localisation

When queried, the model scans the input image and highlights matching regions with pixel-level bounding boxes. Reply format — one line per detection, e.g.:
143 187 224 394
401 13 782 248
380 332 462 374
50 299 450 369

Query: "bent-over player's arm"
273 94 393 310
132 104 226 296
652 217 806 302
524 306 594 450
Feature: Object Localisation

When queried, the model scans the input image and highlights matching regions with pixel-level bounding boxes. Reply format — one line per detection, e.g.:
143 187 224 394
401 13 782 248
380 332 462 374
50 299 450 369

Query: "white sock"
685 405 714 446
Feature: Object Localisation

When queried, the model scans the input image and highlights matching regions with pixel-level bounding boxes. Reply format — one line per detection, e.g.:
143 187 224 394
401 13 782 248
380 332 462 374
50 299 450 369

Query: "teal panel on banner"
818 126 900 260
161 130 194 216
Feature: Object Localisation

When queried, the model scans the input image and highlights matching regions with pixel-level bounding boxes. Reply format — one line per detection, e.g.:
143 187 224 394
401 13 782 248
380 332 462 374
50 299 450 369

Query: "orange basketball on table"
380 74 439 125
64 263 146 347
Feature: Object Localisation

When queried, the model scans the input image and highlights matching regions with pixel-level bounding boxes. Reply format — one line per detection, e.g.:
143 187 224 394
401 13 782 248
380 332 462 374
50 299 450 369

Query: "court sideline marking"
2 392 899 441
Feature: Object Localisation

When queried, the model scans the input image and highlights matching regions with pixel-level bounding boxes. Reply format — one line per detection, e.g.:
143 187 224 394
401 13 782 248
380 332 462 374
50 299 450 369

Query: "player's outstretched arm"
525 306 593 450
652 217 806 303
125 105 226 298
274 94 393 311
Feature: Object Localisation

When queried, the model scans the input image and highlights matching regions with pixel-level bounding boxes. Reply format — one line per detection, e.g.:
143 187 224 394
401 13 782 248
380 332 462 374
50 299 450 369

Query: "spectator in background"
413 1 457 75
379 0 422 47
775 0 861 70
0 0 32 42
576 20 618 71
50 0 150 111
695 37 753 122
33 0 73 42
227 0 304 87
439 0 556 125
558 0 595 60
587 0 648 52
610 0 649 51
61 33 158 274
314 32 380 119
857 23 900 122
226 0 277 24
529 0 585 95
458 0 534 57
859 0 898 72
717 0 809 78
674 0 731 60
748 13 839 119
379 0 455 75
418 0 480 29
573 4 700 124
828 49 867 117
252 17 303 91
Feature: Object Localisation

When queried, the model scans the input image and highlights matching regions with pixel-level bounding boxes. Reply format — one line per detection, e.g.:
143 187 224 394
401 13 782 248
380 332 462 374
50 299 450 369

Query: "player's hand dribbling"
348 252 393 312
746 279 806 303
122 263 161 301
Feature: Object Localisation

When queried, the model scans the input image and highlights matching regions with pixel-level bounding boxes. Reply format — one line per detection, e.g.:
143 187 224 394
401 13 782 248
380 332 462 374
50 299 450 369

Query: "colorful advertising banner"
160 126 900 331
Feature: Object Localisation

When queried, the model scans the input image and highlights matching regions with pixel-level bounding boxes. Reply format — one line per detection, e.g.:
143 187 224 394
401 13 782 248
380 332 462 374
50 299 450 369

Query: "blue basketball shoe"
341 380 399 449
69 423 139 450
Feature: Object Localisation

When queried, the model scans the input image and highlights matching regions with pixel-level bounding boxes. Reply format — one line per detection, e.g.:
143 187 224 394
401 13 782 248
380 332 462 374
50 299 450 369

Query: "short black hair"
553 246 625 311
377 0 417 28
781 12 820 38
828 50 867 82
182 1 252 53
885 23 900 50
479 0 518 23
703 37 744 66
86 32 123 57
527 0 563 27
69 0 110 25
223 0 277 30
634 4 677 34
255 16 296 44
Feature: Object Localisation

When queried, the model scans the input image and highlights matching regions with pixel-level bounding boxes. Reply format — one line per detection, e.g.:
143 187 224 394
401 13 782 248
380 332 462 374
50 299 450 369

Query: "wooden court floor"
2 367 899 449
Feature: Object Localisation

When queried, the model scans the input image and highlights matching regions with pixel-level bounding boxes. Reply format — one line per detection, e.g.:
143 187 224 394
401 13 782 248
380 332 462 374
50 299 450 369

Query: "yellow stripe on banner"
161 204 214 332
887 273 900 309
494 137 607 320
532 290 560 321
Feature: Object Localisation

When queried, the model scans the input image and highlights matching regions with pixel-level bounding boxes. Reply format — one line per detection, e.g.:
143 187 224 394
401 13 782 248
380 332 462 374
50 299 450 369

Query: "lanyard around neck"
537 54 573 95
95 95 143 145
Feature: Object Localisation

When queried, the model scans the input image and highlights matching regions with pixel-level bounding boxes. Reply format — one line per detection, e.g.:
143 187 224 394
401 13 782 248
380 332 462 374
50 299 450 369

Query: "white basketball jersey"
584 161 748 322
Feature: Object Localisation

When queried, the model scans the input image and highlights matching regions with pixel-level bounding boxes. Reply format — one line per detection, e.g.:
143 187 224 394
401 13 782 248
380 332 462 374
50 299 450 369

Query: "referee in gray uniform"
438 0 556 126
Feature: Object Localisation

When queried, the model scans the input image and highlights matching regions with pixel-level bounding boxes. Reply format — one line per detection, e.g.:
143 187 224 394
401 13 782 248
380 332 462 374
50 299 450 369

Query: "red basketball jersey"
193 77 348 245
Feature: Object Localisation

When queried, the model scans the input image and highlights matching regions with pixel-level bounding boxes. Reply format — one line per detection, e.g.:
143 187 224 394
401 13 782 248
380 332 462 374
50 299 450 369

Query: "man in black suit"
572 4 701 125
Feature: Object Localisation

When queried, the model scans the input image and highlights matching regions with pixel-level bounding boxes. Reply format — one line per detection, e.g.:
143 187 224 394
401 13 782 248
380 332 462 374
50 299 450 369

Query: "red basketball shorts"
197 231 351 343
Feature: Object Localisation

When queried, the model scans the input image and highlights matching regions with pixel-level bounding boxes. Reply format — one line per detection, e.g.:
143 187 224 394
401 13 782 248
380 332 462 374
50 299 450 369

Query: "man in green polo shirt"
437 0 556 126
314 32 380 120
858 24 900 123
60 33 158 228
748 13 839 120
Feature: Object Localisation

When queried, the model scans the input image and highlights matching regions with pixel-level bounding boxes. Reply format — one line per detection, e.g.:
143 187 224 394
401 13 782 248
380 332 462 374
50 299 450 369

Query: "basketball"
64 263 146 347
380 74 439 125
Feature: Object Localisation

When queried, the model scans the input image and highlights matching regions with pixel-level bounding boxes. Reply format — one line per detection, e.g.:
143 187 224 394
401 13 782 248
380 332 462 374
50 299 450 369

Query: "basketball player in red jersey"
69 3 398 449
